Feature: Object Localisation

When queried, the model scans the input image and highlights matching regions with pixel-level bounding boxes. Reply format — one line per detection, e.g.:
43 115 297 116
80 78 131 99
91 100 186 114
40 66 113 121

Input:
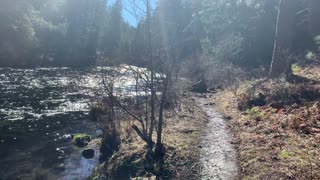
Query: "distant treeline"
0 0 133 67
0 0 319 68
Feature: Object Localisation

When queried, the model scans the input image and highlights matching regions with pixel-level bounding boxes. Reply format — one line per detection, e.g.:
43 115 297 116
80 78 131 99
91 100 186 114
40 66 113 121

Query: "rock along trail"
195 95 239 180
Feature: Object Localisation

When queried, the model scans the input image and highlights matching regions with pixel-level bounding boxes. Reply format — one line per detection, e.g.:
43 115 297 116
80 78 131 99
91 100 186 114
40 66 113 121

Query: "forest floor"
209 64 320 179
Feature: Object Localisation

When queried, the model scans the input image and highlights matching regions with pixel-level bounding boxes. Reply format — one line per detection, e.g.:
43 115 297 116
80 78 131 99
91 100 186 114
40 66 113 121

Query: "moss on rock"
72 134 91 147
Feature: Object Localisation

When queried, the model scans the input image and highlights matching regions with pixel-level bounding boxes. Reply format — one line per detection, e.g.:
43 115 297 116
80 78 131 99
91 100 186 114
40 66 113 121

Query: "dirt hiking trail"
195 95 239 180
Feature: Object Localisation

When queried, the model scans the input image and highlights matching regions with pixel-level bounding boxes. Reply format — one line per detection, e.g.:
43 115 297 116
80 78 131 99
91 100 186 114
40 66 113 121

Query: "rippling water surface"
0 67 105 179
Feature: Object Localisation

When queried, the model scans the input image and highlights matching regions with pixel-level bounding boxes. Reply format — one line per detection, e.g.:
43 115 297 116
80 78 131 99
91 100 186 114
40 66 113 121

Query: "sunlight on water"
0 65 154 179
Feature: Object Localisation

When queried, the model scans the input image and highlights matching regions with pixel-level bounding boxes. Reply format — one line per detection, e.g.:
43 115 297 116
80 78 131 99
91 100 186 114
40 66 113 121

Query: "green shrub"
292 64 302 74
245 107 265 120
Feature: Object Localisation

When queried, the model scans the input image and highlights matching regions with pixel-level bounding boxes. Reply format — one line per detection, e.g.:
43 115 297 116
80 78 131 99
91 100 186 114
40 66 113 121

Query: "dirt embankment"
91 95 208 179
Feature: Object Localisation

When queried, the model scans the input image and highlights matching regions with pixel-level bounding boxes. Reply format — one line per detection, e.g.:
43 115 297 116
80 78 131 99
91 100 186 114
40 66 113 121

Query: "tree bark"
146 0 155 149
310 0 320 36
269 0 300 78
156 72 169 155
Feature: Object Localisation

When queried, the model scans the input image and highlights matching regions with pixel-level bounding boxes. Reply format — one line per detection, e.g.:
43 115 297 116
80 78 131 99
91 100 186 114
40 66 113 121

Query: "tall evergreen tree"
104 0 122 60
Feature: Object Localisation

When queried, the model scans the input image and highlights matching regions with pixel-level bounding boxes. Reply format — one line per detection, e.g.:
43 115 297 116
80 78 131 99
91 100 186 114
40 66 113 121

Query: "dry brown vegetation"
294 65 320 81
92 95 207 179
211 65 320 179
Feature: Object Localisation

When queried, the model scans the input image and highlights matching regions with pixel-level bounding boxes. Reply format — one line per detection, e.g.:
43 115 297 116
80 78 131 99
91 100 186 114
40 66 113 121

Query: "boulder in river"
72 134 91 147
82 149 95 159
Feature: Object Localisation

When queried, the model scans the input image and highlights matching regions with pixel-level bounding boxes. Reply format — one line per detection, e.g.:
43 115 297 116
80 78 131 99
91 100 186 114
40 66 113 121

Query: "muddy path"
194 95 239 180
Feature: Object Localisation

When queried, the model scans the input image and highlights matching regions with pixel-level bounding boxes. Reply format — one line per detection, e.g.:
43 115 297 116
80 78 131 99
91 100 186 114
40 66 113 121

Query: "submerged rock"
82 149 94 159
53 163 65 173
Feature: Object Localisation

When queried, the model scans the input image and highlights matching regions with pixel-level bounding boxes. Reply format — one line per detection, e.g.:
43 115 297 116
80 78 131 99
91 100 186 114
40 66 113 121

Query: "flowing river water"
0 67 239 179
0 67 112 179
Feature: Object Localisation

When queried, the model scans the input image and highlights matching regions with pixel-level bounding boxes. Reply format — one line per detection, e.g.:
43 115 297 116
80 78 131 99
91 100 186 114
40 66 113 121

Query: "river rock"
82 149 95 159
72 134 91 147
96 129 103 137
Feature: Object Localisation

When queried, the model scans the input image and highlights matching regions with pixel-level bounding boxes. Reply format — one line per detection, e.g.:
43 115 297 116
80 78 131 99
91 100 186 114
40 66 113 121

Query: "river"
0 67 109 179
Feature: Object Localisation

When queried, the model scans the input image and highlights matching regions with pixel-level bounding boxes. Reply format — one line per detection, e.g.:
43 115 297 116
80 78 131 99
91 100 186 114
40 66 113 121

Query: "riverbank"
92 94 210 179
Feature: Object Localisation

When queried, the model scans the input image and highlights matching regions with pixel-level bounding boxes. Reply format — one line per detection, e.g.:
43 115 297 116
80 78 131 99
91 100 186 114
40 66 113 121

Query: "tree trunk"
156 71 170 156
269 0 300 78
146 0 155 150
310 0 320 36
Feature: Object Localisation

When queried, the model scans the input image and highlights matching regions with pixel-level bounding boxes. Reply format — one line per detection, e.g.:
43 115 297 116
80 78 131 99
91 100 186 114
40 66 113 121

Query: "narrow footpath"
195 96 239 180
